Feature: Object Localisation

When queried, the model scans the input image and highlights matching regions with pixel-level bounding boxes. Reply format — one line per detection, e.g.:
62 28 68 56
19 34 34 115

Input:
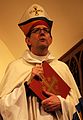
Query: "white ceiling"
0 0 83 59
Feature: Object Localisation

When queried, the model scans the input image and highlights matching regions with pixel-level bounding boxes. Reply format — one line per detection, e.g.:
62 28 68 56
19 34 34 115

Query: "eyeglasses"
30 27 51 34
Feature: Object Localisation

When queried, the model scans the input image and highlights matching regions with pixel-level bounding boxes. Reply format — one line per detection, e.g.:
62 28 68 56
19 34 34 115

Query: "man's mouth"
40 37 46 41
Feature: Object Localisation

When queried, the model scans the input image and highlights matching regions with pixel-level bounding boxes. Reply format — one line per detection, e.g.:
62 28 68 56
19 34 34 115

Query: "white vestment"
0 49 82 120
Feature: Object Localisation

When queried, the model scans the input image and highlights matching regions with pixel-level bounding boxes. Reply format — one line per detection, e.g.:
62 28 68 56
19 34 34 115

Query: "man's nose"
39 29 45 35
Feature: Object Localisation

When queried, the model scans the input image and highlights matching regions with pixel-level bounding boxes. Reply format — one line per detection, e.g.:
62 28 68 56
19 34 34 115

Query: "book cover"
29 61 70 100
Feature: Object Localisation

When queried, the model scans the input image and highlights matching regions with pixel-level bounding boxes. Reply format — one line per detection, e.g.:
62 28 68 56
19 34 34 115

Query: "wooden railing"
59 39 83 96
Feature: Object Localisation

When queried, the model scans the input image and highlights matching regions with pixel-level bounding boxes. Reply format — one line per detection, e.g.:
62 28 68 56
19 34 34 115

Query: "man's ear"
50 35 52 45
25 37 31 45
50 34 52 39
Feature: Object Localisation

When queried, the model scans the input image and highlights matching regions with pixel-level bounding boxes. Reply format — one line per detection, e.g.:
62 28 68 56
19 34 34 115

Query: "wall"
0 39 15 82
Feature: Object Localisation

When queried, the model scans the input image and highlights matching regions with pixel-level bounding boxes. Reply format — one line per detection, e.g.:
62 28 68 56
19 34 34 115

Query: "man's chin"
39 44 48 49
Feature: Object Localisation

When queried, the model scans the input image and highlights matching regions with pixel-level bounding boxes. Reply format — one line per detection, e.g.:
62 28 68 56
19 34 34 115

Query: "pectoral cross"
29 6 43 16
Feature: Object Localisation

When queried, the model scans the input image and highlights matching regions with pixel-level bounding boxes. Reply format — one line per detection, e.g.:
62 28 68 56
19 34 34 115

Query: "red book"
29 61 70 100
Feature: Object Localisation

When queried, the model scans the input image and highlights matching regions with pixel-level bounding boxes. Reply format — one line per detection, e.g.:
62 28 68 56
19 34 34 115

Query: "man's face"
25 25 52 55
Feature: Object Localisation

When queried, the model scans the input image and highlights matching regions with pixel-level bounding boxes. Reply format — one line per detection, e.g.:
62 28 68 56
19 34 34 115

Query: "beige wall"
0 39 15 82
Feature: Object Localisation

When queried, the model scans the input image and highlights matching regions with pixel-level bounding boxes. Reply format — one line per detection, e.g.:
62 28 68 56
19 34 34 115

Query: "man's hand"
42 91 61 112
31 64 44 80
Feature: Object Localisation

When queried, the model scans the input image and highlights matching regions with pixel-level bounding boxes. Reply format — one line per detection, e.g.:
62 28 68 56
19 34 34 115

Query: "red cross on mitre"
29 5 43 16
